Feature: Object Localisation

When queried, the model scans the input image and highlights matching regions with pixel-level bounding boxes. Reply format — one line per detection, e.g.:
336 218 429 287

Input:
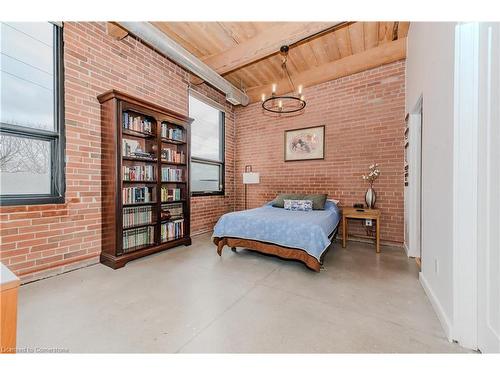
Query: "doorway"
405 97 423 262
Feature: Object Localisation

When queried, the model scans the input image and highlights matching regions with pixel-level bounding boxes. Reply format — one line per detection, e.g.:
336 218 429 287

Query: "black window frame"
189 94 225 197
0 23 65 206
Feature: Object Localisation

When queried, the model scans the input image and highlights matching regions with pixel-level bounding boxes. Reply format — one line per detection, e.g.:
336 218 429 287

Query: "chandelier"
261 45 306 114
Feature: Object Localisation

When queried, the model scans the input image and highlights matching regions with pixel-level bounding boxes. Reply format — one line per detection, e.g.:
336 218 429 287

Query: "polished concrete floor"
17 233 468 353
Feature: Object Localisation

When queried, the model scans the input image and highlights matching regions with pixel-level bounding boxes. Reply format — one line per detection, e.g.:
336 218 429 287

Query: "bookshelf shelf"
161 161 187 166
161 138 186 145
123 128 155 139
122 156 157 163
123 222 158 230
98 90 193 269
122 180 157 184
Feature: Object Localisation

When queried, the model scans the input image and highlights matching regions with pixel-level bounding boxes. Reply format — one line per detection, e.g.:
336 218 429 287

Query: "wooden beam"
363 22 379 49
201 22 342 75
245 37 407 103
106 22 128 40
398 22 410 38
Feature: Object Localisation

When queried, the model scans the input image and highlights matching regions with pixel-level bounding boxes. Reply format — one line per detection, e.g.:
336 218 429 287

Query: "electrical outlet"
365 219 373 226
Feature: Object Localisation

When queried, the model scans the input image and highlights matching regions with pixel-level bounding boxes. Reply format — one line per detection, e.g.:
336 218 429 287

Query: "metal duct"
117 22 250 106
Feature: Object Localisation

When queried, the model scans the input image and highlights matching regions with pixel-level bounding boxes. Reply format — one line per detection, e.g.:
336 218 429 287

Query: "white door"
477 22 500 353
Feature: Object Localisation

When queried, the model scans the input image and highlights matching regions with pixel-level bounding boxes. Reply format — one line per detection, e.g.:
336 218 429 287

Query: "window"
189 93 224 196
0 22 65 205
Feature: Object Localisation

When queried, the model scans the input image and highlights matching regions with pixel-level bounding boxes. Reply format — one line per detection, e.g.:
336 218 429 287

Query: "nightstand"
342 207 381 253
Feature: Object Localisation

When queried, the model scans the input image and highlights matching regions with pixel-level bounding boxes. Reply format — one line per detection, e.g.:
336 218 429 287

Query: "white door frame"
452 22 479 350
406 98 423 259
476 22 500 354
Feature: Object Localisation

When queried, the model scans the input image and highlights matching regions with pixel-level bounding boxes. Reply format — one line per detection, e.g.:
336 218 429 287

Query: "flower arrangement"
362 163 381 187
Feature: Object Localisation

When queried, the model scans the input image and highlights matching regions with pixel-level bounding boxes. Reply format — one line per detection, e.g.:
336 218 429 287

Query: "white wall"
405 22 457 337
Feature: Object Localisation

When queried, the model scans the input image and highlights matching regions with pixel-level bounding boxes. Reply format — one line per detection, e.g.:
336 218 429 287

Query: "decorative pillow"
271 194 303 208
283 199 313 211
272 193 327 210
302 194 327 210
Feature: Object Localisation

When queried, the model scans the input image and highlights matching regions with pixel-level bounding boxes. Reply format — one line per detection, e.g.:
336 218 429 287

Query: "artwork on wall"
284 125 325 161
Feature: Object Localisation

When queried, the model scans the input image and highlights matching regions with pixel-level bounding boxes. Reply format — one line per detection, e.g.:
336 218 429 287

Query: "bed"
213 200 341 271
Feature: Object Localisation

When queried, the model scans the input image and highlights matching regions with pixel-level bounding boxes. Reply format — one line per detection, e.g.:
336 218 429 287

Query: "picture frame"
284 125 325 161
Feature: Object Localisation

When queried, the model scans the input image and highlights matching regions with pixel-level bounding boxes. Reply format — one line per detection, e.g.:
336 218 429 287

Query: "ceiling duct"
117 22 249 106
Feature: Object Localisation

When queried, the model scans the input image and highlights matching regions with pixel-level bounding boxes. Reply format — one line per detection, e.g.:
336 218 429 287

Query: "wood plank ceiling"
150 21 409 103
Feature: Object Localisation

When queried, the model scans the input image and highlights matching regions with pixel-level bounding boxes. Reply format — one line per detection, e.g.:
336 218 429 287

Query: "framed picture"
284 125 325 161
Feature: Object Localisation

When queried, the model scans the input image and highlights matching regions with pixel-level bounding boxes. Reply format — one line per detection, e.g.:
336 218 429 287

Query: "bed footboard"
213 237 321 272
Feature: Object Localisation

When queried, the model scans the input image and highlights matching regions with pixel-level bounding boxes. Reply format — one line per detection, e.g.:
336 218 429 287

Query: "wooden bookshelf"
98 90 193 269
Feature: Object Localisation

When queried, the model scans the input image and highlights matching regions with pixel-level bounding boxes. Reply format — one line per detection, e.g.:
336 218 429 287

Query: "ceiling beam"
201 22 344 75
245 37 407 103
106 22 128 40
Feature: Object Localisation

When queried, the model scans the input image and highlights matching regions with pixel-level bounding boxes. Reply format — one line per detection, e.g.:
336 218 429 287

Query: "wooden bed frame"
213 226 338 272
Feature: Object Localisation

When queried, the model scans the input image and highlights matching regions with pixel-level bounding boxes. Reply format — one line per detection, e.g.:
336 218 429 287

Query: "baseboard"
404 242 409 256
419 272 453 341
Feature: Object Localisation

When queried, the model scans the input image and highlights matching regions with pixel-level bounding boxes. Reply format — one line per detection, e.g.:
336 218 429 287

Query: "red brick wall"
0 22 235 282
234 60 406 244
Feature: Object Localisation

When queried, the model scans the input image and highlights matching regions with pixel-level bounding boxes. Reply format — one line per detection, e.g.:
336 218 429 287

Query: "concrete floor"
17 233 468 353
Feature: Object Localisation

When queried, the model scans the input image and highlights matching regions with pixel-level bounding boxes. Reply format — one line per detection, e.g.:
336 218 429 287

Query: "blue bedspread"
213 201 341 261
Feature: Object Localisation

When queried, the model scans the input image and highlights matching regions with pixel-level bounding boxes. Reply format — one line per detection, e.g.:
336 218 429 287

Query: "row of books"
161 122 184 141
122 139 155 160
123 206 153 228
161 219 184 242
123 112 153 134
161 203 183 221
161 187 182 202
161 148 186 164
122 187 153 204
161 167 183 182
123 165 154 181
123 226 155 252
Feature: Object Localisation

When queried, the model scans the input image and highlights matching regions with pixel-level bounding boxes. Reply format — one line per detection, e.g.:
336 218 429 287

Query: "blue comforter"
213 201 341 261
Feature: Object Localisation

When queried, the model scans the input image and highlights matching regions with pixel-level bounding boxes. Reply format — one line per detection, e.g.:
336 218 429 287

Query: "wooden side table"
342 207 381 253
1 262 20 354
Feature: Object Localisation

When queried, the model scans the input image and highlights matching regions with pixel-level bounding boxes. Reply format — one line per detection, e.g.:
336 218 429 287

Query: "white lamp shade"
243 172 260 184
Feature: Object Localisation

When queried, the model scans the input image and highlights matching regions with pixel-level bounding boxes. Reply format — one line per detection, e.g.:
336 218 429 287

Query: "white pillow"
284 199 313 211
327 198 340 205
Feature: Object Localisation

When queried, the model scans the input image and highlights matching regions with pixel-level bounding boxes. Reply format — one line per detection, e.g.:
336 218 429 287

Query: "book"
123 206 153 228
123 111 153 134
160 187 182 202
123 226 155 251
161 122 184 141
161 219 184 242
161 167 183 182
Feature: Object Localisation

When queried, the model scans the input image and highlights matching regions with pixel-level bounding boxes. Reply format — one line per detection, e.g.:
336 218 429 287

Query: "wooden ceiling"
149 22 409 103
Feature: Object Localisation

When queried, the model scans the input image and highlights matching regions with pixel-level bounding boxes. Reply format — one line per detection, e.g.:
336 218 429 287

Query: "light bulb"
272 83 277 94
298 85 303 95
278 100 283 108
261 93 266 102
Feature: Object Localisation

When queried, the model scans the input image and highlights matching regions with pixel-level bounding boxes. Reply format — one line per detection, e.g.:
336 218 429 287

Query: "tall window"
189 93 225 196
0 22 64 205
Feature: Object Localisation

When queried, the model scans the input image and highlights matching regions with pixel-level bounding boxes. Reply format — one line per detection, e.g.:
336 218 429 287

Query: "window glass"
0 134 51 195
0 22 63 205
191 162 221 193
189 95 222 161
0 22 55 130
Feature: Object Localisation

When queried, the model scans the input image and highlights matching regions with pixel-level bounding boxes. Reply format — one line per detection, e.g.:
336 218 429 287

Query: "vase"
365 187 376 208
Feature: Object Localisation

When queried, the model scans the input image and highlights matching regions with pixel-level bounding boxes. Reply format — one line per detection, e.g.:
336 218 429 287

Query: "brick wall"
234 60 406 244
0 22 235 282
